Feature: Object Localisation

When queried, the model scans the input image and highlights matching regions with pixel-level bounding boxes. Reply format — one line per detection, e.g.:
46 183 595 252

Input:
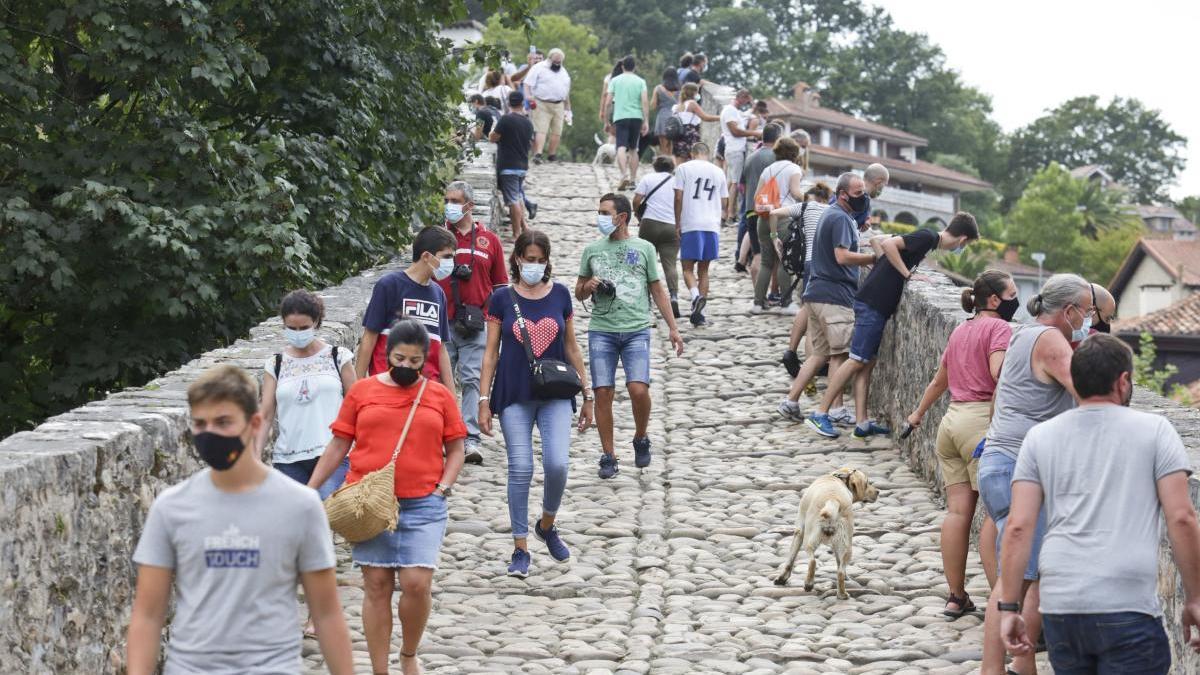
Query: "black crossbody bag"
450 228 486 337
508 287 581 400
635 173 673 221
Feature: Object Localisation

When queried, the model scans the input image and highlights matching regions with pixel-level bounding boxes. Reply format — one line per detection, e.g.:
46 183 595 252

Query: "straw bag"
324 378 428 543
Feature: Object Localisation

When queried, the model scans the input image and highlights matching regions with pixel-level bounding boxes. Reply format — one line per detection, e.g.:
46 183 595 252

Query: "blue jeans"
848 300 889 363
446 325 486 443
1042 612 1170 674
588 328 652 388
978 451 1047 581
274 455 349 500
499 399 573 539
498 170 535 212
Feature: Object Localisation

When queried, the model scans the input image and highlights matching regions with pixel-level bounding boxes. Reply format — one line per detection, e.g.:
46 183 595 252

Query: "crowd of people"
123 47 1200 675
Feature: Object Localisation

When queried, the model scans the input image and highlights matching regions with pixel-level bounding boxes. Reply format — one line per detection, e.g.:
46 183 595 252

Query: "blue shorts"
848 300 889 363
589 328 652 388
614 118 641 150
351 493 448 569
680 230 719 261
498 171 527 206
978 451 1047 581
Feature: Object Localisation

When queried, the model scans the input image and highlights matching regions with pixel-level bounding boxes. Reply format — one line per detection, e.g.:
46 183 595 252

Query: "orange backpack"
754 167 782 216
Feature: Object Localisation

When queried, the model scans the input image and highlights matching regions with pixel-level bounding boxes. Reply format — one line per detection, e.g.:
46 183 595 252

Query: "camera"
452 264 473 281
595 279 616 296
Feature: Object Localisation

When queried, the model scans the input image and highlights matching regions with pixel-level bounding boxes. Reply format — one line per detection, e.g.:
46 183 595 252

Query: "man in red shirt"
439 180 509 464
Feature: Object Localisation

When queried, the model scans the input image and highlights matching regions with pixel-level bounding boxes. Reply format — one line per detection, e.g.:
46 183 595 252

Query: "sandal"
943 592 976 619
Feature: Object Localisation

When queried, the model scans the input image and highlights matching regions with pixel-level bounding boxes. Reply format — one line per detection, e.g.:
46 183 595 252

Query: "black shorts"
614 118 641 150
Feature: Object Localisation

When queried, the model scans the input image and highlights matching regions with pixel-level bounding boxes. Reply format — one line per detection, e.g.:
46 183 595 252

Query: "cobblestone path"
303 162 1050 674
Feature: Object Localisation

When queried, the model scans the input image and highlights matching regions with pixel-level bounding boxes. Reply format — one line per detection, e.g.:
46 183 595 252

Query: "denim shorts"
848 300 889 363
614 118 641 150
498 171 527 206
978 451 1046 581
351 493 448 569
589 328 652 388
680 230 719 261
1042 612 1170 675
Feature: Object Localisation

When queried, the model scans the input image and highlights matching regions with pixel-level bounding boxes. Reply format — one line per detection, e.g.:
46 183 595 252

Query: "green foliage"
934 248 990 280
536 0 696 66
1004 96 1186 205
1133 332 1177 396
0 0 537 433
484 14 614 161
1170 383 1194 407
1177 195 1200 225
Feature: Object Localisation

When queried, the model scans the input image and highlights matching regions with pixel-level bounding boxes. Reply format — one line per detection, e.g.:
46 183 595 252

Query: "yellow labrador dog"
773 467 879 598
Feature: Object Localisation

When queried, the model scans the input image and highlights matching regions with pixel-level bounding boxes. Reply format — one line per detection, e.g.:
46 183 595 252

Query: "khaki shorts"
807 302 854 358
935 401 991 489
532 99 565 136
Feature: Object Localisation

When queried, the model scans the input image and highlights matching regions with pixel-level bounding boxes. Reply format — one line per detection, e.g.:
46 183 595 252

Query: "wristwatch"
436 482 453 497
997 601 1021 613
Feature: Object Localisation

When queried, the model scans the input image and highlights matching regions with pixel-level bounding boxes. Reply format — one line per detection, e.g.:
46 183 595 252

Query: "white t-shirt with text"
673 160 729 233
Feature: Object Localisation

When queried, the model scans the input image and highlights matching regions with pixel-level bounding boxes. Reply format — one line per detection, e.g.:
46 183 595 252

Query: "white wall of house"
1118 259 1182 318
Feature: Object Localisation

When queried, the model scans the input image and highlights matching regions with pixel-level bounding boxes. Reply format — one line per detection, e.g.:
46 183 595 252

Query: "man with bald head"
1091 283 1116 334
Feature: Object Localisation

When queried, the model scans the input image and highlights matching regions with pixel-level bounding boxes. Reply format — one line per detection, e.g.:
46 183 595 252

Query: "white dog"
592 132 616 166
773 467 879 599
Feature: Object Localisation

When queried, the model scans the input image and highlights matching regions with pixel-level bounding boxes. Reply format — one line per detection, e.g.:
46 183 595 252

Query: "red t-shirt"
436 222 509 319
330 376 467 498
941 315 1013 402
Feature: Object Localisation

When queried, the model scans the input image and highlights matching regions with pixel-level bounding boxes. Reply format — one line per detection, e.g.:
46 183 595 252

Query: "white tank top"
674 102 700 126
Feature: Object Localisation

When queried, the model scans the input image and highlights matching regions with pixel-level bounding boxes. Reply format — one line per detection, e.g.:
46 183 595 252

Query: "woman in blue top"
478 229 593 578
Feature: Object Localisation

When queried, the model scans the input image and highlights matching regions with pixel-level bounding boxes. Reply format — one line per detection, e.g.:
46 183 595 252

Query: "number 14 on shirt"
692 177 717 201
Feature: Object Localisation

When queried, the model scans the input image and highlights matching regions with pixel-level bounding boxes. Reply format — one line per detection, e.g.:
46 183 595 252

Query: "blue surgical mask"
597 214 617 236
444 203 464 223
1070 307 1092 342
433 256 455 281
283 327 315 349
520 262 546 285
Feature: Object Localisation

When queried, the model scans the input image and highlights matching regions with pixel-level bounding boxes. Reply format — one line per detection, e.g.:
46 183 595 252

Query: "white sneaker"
780 304 800 316
749 303 767 314
829 408 856 427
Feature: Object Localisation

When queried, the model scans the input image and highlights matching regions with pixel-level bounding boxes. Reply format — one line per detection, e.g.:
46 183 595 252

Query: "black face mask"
549 62 562 72
194 431 247 471
995 296 1020 322
1094 319 1111 334
390 364 421 386
844 192 869 213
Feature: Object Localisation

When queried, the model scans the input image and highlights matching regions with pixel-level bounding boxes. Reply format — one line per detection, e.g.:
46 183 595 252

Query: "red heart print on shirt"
512 317 560 357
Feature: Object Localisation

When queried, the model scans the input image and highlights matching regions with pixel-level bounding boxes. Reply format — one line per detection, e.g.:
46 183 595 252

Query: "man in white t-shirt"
719 89 761 222
672 142 728 327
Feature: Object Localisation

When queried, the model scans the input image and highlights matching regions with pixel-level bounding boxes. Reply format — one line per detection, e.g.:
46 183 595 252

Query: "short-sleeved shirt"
607 72 647 121
486 283 575 414
362 270 450 379
941 315 1012 402
1013 405 1192 616
673 159 728 232
740 147 775 207
634 171 676 223
475 106 500 135
264 345 353 464
802 205 860 307
133 470 335 673
720 104 749 153
526 62 571 101
331 376 467 498
577 236 660 333
781 200 828 263
436 223 509 318
757 160 803 207
856 228 939 316
493 112 535 172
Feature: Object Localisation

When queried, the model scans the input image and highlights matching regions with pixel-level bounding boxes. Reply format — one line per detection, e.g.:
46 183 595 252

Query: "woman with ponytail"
906 269 1019 621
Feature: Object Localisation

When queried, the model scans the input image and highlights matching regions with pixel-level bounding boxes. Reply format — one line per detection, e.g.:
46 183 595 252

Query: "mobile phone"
529 45 536 54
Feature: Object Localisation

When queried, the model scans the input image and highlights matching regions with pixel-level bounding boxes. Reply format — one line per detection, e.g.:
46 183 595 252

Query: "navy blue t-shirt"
802 205 860 307
857 228 939 317
486 283 575 414
362 270 450 377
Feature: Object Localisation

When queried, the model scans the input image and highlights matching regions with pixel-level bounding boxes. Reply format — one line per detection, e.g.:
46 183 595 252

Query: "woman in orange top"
309 319 466 675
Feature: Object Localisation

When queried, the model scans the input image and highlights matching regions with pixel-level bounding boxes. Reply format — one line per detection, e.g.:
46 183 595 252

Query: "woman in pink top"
906 270 1020 620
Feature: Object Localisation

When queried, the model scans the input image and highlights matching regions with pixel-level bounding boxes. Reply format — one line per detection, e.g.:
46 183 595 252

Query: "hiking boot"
852 421 891 439
782 350 801 378
534 521 570 562
777 399 805 422
598 453 619 479
806 413 839 438
633 437 652 468
507 548 531 577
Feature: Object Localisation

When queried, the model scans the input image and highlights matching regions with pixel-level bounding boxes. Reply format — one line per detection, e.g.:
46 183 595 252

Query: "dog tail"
818 499 839 535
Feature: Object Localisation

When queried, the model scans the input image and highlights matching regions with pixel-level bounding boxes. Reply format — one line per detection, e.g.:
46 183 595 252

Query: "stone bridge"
3 159 1199 674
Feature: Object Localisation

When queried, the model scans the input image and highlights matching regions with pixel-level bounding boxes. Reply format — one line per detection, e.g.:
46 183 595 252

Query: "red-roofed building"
1109 238 1200 319
1113 292 1200 391
765 82 992 226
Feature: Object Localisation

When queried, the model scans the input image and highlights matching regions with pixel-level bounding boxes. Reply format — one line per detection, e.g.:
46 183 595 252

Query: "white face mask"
520 262 546 285
444 203 464 224
433 256 455 281
284 327 315 349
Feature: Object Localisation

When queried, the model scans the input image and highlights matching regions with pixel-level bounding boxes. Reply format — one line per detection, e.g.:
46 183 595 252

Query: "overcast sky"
872 0 1198 201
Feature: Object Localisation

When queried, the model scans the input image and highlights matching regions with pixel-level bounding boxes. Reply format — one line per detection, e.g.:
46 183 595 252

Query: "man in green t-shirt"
577 193 684 479
606 55 649 192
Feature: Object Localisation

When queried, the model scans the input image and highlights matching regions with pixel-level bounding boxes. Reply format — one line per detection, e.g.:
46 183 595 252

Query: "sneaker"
464 440 483 465
689 295 707 327
780 304 800 316
766 292 781 306
598 453 619 479
734 262 747 274
750 302 767 314
782 350 801 378
806 413 840 438
532 154 544 165
853 421 892 439
547 154 557 162
670 298 681 319
633 437 652 468
534 521 570 562
527 201 538 221
777 399 805 422
828 408 857 427
507 548 531 577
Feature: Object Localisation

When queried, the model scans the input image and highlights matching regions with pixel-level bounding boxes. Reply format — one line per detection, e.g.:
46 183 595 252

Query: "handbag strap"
643 173 673 204
387 378 429 465
507 286 539 368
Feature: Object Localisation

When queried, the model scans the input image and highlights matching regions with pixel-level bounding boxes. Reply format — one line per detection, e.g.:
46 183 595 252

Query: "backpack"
274 346 345 394
664 114 683 141
754 165 783 216
780 202 808 281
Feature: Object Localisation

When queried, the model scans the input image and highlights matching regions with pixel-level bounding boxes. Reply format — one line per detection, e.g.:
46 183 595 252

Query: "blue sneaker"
633 437 652 468
507 548 531 578
598 453 619 479
805 413 839 438
534 521 570 562
853 421 892 439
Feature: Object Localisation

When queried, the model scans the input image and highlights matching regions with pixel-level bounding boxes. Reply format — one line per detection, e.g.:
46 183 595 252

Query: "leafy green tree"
1133 332 1178 396
0 0 537 433
536 0 699 65
1177 195 1200 225
484 14 614 161
1005 96 1186 205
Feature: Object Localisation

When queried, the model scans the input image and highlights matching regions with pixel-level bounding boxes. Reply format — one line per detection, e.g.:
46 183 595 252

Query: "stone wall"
872 270 1200 674
0 152 499 674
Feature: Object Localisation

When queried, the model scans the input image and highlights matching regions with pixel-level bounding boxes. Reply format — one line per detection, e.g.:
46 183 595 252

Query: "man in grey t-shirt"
999 335 1200 672
127 365 353 675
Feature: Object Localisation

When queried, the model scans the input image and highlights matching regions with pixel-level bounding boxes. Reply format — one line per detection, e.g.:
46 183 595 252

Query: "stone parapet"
871 270 1200 674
